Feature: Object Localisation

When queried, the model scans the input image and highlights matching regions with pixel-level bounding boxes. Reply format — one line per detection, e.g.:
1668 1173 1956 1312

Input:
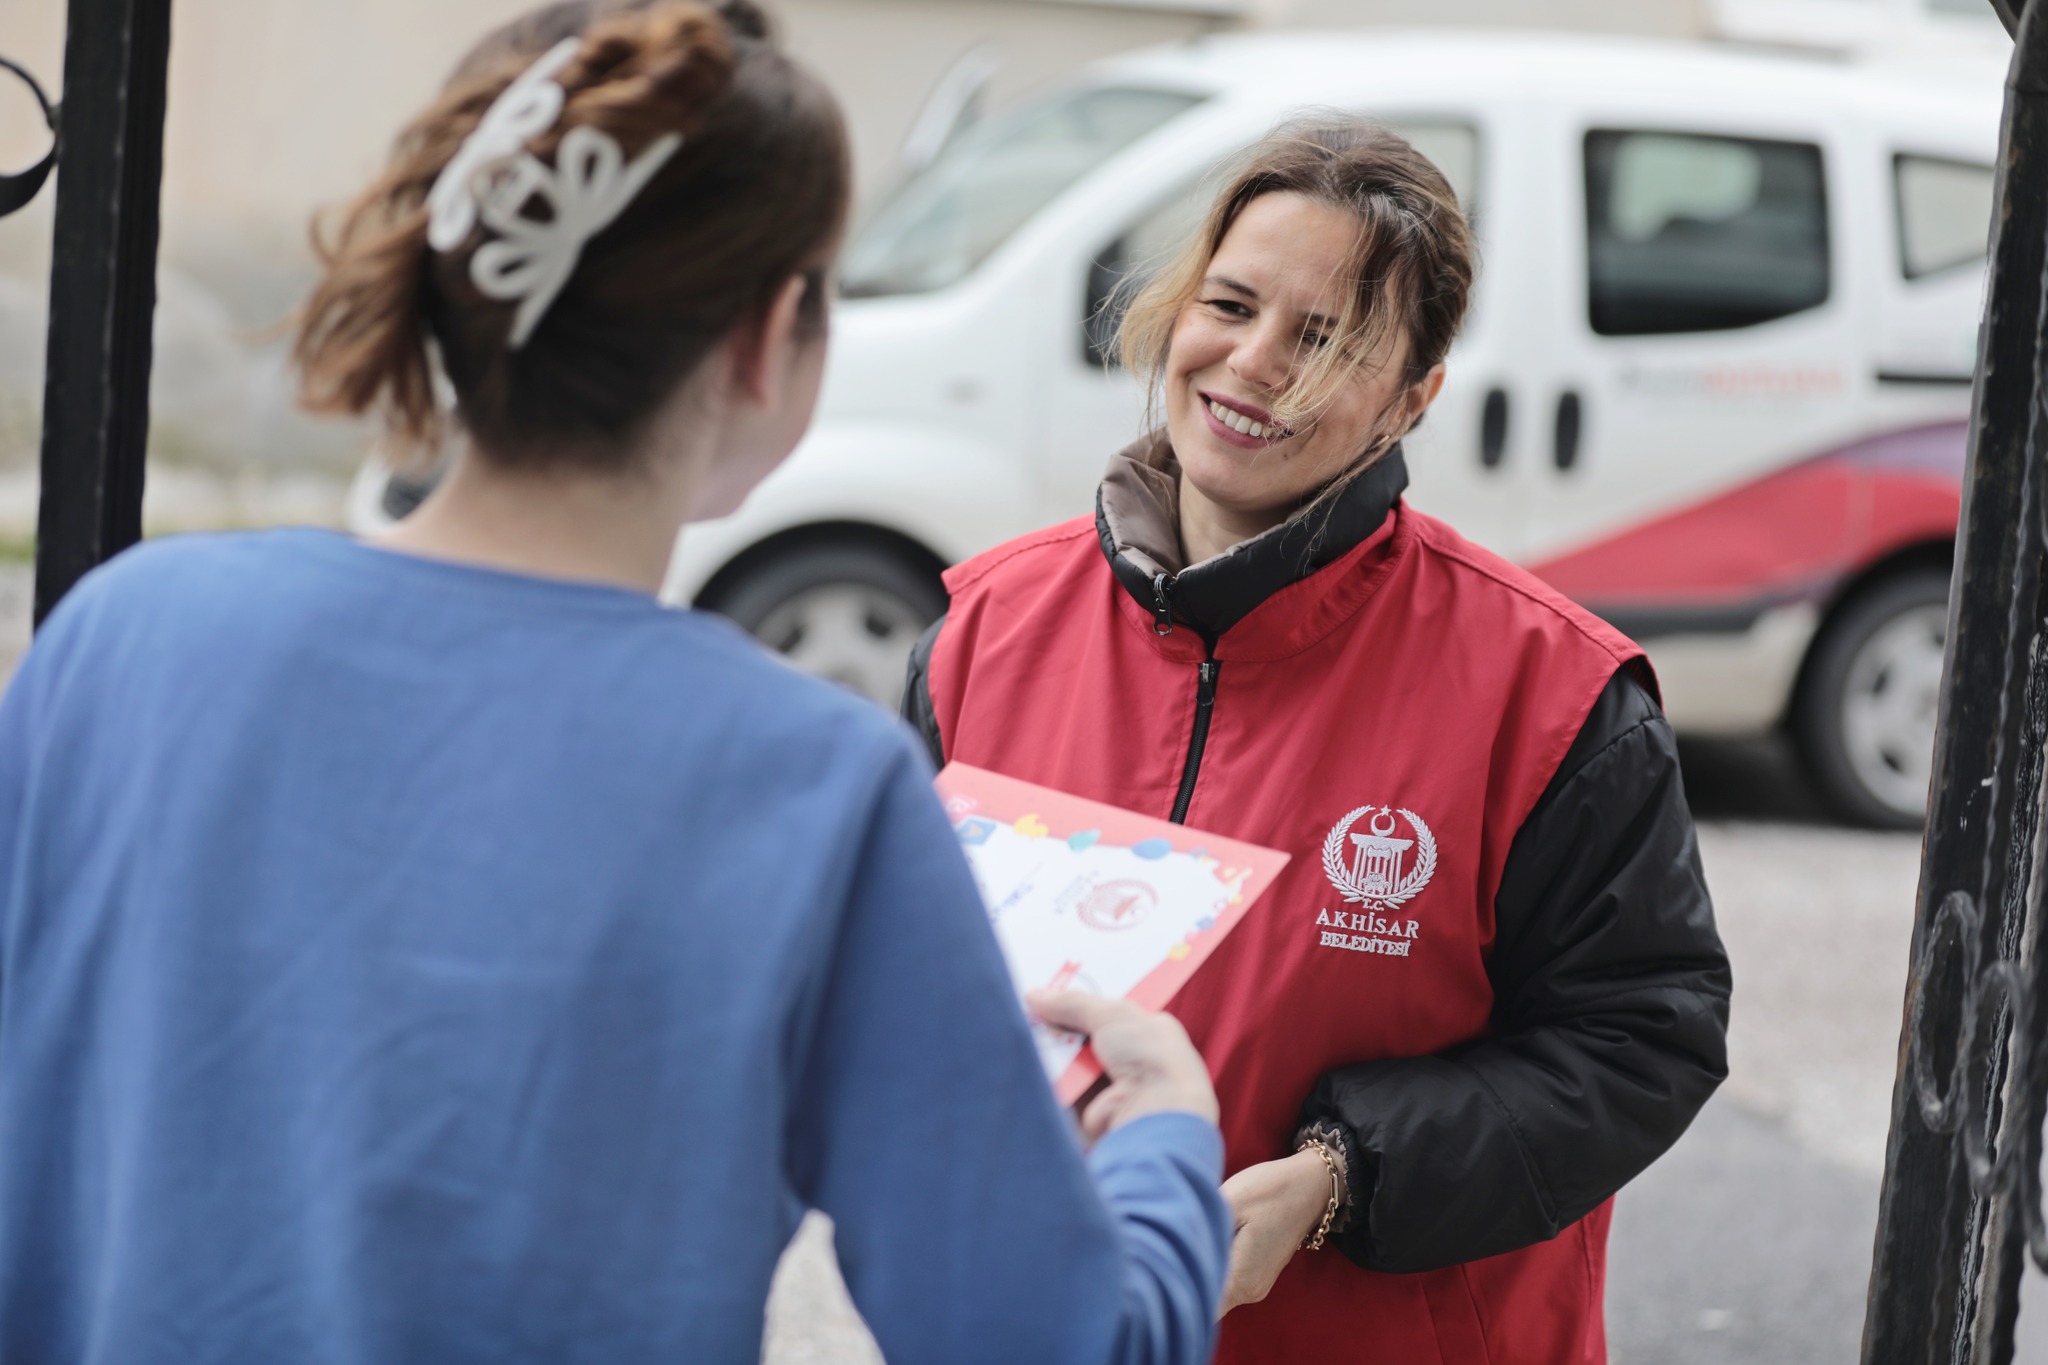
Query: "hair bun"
706 0 770 40
295 0 848 465
561 3 740 144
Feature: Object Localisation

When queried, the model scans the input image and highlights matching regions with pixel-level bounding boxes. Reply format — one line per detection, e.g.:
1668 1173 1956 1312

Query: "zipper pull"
1151 572 1175 636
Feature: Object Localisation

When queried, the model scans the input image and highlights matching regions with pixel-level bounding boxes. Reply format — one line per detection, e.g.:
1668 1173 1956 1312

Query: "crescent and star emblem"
1321 805 1438 910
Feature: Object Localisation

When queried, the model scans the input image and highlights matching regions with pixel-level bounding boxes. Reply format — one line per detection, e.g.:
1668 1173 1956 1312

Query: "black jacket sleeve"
1298 668 1731 1274
900 614 947 770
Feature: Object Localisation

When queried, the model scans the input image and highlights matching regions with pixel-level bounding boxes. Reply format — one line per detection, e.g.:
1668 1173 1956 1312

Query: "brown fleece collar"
1093 430 1409 639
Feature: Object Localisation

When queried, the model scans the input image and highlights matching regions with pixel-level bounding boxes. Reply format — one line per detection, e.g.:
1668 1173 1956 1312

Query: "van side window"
1083 182 1210 366
1085 121 1481 366
1895 154 1995 279
1584 130 1829 336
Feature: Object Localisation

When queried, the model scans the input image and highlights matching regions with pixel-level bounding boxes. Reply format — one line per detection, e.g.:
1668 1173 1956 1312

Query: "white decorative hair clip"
424 37 683 348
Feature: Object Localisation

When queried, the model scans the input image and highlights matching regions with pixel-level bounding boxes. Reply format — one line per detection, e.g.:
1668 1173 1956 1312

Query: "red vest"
926 502 1649 1365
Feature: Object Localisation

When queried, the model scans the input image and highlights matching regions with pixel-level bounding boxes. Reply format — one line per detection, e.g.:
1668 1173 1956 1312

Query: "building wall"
1708 0 2005 54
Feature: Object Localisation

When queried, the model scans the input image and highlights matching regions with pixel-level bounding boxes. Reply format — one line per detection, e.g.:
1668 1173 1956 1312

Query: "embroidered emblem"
1322 806 1437 911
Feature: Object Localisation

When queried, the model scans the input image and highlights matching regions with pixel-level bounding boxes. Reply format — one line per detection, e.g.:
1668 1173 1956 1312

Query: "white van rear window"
1584 129 1830 336
841 87 1205 299
1895 154 1995 279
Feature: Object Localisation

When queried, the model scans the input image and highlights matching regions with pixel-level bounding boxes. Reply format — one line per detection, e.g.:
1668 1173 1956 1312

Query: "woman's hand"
1218 1148 1339 1314
1026 990 1218 1141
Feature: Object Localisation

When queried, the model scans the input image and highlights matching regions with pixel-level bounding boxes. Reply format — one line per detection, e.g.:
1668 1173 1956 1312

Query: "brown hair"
294 0 850 470
1119 115 1475 455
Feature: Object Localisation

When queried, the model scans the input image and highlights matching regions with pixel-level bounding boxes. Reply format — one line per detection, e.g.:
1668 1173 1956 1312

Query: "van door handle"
1480 388 1509 469
1554 390 1583 472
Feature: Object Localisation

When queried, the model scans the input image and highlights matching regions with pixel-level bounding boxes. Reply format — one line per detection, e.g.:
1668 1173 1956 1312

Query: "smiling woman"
1114 121 1471 561
1156 193 1441 561
906 114 1730 1365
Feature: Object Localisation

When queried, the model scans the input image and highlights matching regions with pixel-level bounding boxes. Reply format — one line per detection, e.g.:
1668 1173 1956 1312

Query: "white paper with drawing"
933 763 1289 1102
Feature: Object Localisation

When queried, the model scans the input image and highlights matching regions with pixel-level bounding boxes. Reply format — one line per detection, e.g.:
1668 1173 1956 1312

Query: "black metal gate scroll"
1863 2 2048 1361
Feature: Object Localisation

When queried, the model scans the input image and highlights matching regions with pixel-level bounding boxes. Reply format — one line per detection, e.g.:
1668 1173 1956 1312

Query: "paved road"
1620 738 2048 1364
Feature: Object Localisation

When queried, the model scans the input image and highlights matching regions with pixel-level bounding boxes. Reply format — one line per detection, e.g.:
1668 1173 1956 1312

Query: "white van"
355 31 2002 826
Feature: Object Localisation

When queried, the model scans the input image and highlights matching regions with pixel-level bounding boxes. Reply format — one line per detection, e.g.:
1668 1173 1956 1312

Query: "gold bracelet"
1298 1138 1342 1251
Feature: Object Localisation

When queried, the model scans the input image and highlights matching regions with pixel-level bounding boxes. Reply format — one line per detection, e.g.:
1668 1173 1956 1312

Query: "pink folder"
935 763 1290 1103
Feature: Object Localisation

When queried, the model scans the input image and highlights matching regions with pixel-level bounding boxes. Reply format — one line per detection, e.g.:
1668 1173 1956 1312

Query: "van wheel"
1793 569 1950 828
705 541 946 708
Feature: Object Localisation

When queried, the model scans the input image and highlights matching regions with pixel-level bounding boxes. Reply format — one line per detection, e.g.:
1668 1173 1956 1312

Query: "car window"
1585 129 1829 336
1081 181 1208 366
1397 123 1481 229
839 86 1205 299
1083 120 1482 366
1895 154 1995 279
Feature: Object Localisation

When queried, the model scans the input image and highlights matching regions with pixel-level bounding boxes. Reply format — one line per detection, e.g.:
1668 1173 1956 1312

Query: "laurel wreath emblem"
1321 805 1438 909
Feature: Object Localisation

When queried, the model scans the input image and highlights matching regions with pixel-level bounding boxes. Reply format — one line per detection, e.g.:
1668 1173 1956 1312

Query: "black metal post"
1863 2 2048 1362
33 0 172 626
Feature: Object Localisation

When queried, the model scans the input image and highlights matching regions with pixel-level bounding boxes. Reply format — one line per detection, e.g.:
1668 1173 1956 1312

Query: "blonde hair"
1118 114 1475 459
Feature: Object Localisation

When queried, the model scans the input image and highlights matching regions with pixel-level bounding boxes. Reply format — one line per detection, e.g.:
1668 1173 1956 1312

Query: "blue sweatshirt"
0 530 1230 1365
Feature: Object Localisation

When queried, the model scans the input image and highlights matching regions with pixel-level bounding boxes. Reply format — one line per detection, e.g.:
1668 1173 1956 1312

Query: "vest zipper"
1150 572 1176 635
1150 570 1219 823
1170 656 1220 824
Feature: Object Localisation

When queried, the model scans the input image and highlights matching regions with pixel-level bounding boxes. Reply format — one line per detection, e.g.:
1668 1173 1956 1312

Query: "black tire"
1792 568 1951 829
703 539 947 708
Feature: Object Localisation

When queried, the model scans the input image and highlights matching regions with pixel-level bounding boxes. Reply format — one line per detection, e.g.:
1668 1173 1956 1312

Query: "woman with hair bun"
0 5 1232 1362
905 118 1734 1364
